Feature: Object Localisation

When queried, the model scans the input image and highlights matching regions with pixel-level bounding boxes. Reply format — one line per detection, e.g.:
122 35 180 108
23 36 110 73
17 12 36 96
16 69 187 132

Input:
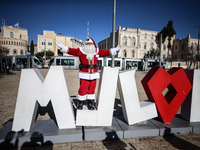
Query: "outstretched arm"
56 42 80 56
56 42 69 53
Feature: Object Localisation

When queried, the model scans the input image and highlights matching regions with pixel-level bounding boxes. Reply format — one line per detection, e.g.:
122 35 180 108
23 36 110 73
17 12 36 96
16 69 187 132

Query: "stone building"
98 26 175 60
0 25 29 55
37 30 84 56
172 34 199 61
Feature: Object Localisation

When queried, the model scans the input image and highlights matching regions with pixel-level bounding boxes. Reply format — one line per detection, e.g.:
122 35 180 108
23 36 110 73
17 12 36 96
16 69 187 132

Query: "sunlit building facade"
37 30 84 56
173 34 199 61
0 25 29 55
98 26 175 60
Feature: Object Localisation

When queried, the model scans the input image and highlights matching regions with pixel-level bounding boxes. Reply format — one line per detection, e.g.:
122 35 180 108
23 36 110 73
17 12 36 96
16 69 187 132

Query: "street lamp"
112 0 116 68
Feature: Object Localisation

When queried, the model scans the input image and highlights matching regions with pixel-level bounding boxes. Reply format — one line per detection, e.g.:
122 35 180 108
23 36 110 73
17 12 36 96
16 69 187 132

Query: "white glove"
56 42 69 53
111 45 122 55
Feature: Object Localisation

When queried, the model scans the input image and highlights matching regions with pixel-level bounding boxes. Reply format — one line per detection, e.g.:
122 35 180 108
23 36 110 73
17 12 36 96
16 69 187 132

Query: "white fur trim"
111 47 117 55
79 47 85 54
87 94 95 100
78 94 87 101
79 47 98 55
78 72 100 80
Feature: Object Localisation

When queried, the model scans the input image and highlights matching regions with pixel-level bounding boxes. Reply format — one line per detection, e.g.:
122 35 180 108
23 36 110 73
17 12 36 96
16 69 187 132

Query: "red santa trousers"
78 79 96 101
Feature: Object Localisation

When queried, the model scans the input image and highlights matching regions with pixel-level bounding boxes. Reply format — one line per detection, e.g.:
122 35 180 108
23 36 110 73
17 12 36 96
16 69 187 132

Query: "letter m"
12 66 75 131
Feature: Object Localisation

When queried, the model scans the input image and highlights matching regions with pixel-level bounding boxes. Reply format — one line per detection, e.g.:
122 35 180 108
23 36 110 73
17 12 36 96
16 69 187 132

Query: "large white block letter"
118 69 157 125
76 67 119 126
181 69 200 122
12 66 75 131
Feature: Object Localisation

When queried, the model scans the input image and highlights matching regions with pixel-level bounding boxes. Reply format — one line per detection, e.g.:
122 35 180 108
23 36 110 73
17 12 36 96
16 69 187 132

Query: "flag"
14 22 19 27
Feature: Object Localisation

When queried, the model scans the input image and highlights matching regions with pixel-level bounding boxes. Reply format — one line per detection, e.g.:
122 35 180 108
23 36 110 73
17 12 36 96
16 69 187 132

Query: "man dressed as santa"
56 37 121 110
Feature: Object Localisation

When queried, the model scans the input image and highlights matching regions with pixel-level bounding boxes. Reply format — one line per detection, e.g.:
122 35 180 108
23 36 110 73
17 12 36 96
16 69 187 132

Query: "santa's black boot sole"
77 100 84 110
88 100 95 110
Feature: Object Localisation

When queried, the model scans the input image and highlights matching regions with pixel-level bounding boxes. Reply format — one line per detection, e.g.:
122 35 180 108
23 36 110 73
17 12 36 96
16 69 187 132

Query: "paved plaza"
0 69 200 150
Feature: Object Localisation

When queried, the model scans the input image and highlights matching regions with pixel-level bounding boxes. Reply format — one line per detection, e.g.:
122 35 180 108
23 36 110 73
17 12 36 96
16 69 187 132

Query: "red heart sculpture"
141 67 192 123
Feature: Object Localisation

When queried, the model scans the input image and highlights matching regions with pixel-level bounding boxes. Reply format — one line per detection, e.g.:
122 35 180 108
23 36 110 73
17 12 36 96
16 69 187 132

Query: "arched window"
13 49 17 55
10 32 13 38
163 54 166 60
144 34 147 39
151 34 154 40
20 50 23 55
123 50 127 57
163 44 166 50
123 37 127 46
131 38 135 46
132 50 135 57
144 43 147 49
182 44 185 51
150 43 154 50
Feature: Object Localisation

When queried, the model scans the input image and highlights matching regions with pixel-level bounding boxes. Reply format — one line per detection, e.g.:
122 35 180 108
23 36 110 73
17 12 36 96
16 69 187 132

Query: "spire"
86 21 89 39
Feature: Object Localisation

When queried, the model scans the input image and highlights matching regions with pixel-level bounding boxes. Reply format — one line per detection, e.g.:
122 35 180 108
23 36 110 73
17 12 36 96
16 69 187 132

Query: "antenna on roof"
86 21 89 39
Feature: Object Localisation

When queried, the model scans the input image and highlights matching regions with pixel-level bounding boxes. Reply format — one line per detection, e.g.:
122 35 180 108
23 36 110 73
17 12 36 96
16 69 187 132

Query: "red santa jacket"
67 47 111 80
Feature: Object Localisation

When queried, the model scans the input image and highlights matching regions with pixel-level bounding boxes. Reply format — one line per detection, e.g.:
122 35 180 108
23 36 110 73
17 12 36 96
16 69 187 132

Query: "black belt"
79 63 97 70
84 64 97 69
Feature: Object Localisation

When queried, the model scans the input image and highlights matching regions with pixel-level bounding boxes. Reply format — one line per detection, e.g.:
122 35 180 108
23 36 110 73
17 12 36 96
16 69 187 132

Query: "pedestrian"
3 62 6 73
13 62 15 71
6 64 9 74
56 37 121 110
24 62 27 68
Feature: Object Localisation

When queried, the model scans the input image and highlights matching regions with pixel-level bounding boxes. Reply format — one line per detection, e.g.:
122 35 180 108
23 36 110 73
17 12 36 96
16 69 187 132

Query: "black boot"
88 100 95 110
77 100 84 110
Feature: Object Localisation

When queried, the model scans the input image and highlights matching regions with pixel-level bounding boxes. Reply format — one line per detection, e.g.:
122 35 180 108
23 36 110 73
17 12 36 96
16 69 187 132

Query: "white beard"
82 45 96 60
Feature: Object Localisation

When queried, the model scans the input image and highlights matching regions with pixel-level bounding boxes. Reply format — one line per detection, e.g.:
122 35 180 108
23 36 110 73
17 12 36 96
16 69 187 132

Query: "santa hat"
85 37 97 48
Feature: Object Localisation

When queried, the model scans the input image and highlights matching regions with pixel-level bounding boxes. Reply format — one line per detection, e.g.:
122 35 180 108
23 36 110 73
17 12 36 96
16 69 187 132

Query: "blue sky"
1 0 200 46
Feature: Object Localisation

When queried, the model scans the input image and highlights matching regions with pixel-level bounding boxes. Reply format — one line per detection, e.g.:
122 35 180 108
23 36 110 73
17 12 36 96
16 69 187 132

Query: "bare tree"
186 44 199 69
0 45 9 58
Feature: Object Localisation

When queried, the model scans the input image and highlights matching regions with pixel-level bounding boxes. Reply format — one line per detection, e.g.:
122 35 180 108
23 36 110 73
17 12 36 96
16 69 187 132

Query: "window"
144 43 147 49
182 44 185 51
20 35 22 39
11 41 13 45
144 34 147 39
108 60 120 67
191 43 193 50
14 42 16 45
56 59 60 65
20 50 23 55
6 41 8 44
61 59 74 66
123 37 127 46
13 49 17 54
150 43 154 50
175 46 177 50
157 45 160 51
151 34 154 40
42 42 46 45
48 42 52 46
131 38 135 46
34 58 40 65
163 54 166 60
163 44 166 50
132 50 135 57
123 50 127 57
10 32 13 38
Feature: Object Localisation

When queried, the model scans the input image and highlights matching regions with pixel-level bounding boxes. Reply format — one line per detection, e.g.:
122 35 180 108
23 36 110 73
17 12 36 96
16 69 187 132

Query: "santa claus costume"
56 37 121 110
